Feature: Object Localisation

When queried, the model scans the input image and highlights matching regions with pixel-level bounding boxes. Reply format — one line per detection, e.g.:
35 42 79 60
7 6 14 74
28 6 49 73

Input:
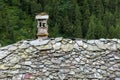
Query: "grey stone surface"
116 78 120 80
55 37 63 42
0 51 11 59
0 37 120 80
61 43 74 51
53 42 61 50
30 39 49 46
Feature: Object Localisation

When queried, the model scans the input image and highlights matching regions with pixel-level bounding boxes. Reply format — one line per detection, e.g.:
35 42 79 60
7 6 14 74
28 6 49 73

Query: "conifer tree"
50 23 60 37
86 15 96 39
95 0 104 19
108 26 116 38
115 21 120 38
103 12 114 30
95 20 107 39
72 0 82 38
82 0 90 37
62 16 73 37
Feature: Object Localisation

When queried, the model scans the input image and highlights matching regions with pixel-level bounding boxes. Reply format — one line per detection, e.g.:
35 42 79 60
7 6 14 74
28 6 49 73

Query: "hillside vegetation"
0 0 120 46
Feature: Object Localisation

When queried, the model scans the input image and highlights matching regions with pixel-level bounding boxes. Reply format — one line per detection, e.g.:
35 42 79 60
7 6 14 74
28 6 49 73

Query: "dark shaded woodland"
0 0 120 46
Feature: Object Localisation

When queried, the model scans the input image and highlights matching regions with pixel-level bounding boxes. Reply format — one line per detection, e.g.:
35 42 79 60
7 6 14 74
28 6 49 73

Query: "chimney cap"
35 12 49 19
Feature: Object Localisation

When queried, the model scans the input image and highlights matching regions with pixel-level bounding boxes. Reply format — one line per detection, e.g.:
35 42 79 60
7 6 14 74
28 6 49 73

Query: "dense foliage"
0 0 120 46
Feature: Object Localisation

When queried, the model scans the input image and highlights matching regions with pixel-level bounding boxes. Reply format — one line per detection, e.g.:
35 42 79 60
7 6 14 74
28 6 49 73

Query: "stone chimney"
35 12 49 39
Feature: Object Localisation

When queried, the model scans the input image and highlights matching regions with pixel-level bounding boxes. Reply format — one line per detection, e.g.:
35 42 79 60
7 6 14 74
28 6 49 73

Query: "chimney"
35 12 49 39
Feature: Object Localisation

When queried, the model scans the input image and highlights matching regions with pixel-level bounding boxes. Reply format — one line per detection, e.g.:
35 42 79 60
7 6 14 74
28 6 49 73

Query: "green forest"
0 0 120 46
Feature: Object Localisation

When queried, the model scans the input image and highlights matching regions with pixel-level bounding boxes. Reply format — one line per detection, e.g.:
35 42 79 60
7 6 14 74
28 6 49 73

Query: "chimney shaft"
35 12 49 39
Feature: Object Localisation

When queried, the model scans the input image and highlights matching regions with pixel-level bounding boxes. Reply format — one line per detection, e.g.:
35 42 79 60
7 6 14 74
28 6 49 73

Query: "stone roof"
0 37 120 80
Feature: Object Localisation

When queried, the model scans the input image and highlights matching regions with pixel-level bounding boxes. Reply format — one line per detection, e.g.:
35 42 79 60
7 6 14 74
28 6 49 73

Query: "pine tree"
115 20 120 38
82 0 90 37
72 0 82 38
86 15 96 39
30 1 42 17
103 12 114 30
95 0 104 19
50 23 60 37
62 16 73 37
95 20 107 39
108 26 116 38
